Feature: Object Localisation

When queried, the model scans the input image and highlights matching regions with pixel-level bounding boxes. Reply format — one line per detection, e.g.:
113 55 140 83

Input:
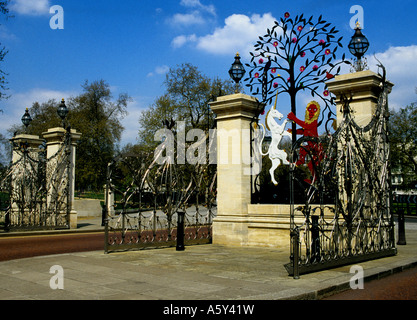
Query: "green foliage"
164 63 234 128
74 191 104 200
389 98 417 190
138 63 235 146
9 80 131 192
138 93 178 148
69 80 130 191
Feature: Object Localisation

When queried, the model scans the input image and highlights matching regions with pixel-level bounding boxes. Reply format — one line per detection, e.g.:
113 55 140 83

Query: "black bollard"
176 211 185 251
311 215 320 262
4 211 10 232
101 205 107 227
291 229 300 279
397 209 406 245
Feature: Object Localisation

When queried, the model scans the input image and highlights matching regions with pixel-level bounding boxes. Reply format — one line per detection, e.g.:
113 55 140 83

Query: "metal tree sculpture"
245 12 350 142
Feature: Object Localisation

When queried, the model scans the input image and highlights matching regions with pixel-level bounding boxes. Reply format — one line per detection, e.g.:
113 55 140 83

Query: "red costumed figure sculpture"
287 101 323 184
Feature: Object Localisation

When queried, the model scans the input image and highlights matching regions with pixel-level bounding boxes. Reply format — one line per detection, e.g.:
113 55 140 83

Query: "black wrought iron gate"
0 130 72 231
103 130 217 253
285 68 397 277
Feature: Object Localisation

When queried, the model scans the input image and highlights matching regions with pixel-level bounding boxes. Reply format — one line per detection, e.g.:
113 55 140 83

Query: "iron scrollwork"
104 125 216 253
286 64 397 277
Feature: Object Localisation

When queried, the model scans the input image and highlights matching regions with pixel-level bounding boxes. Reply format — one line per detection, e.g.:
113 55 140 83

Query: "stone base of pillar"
246 205 292 248
213 204 334 248
212 216 249 246
69 210 78 229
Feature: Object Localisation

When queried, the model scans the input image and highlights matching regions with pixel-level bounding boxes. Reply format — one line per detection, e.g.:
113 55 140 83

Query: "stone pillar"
10 134 44 163
209 93 261 246
43 127 82 229
326 70 393 126
9 134 44 224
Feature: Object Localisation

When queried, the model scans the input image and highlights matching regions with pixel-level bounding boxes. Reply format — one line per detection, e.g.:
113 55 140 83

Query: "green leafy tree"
16 100 62 135
9 80 130 191
138 93 179 147
164 63 234 128
68 80 130 190
138 63 234 146
390 97 417 190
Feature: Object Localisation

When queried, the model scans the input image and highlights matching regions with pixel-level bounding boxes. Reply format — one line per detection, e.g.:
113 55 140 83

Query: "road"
324 216 417 300
323 266 417 300
0 232 104 262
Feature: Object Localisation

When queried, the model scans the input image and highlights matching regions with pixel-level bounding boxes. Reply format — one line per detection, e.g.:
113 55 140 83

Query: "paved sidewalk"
0 220 415 300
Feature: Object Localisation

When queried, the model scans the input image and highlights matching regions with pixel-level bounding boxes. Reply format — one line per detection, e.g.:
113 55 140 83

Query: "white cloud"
0 88 76 134
366 45 417 110
171 34 197 48
147 65 170 77
174 13 277 57
0 25 17 41
171 11 205 26
155 65 170 75
12 88 73 108
169 0 215 27
119 98 148 146
10 0 50 16
180 0 215 16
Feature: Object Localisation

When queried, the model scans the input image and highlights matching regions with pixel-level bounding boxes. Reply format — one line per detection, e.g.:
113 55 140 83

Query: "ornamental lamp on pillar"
57 98 69 128
229 53 246 93
21 108 32 132
348 22 370 72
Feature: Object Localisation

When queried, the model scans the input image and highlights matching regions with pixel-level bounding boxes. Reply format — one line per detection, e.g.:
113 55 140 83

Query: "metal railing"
286 65 397 278
103 147 217 253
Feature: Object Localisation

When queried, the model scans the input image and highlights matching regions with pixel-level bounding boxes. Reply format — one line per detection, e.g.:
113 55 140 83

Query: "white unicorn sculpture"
259 93 291 186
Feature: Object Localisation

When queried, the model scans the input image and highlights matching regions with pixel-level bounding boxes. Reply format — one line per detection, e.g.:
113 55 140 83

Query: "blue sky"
1 0 416 146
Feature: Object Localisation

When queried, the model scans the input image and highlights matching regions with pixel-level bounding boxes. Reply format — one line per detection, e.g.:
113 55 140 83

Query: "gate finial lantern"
57 98 69 127
229 52 246 93
348 22 369 71
21 108 32 129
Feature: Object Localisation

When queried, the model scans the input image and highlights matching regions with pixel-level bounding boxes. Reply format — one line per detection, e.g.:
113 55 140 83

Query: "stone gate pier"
209 94 258 246
43 127 82 229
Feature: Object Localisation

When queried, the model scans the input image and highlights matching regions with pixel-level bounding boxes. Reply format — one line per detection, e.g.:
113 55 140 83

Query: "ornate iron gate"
285 67 397 277
0 130 71 231
104 129 217 253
